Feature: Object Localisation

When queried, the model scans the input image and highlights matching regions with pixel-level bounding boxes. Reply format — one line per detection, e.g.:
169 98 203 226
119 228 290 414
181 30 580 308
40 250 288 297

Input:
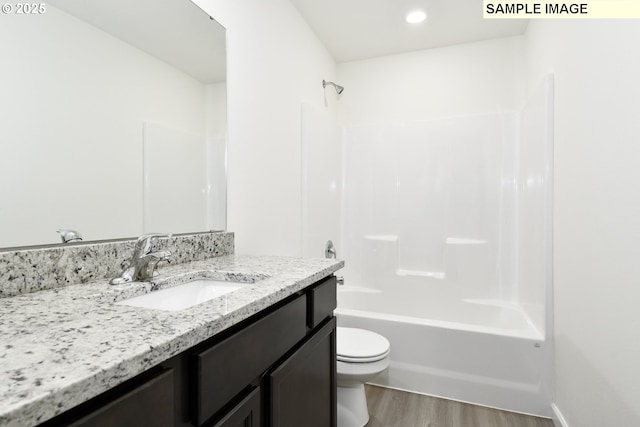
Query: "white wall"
336 36 526 124
525 20 640 427
193 0 338 256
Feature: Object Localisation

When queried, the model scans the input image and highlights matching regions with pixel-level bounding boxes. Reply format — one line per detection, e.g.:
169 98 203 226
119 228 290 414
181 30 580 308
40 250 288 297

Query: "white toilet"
336 327 391 427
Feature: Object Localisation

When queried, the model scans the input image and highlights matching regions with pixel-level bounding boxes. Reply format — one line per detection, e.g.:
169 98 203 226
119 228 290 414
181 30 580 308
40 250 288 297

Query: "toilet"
336 327 391 427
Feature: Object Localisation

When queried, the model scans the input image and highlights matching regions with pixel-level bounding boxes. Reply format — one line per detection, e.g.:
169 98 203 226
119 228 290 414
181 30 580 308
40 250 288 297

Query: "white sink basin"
116 279 249 311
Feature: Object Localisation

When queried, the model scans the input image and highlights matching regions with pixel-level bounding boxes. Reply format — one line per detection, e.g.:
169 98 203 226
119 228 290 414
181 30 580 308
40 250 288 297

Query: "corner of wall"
551 403 569 427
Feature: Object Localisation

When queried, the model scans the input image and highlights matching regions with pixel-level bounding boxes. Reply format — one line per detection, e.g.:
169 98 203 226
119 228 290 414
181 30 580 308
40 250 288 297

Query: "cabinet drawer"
67 369 174 427
308 276 337 329
193 294 307 425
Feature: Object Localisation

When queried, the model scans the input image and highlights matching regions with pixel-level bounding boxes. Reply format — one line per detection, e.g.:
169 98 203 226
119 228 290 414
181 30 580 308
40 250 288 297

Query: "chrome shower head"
323 80 344 95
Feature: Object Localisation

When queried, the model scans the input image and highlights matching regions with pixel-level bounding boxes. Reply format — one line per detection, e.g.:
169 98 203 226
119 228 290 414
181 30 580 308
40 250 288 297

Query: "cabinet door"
213 387 261 427
268 318 336 427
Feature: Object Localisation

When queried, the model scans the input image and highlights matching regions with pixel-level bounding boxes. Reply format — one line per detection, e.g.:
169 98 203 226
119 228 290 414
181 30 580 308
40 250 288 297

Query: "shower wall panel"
143 122 209 234
342 113 517 299
517 76 554 336
301 103 342 259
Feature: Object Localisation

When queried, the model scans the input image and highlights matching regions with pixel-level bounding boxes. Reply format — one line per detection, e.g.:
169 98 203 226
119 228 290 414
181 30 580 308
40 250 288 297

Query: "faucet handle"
325 240 337 259
135 233 172 254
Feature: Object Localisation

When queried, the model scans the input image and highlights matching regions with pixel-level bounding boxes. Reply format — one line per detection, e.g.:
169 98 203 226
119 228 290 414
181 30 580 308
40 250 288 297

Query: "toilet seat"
337 327 390 363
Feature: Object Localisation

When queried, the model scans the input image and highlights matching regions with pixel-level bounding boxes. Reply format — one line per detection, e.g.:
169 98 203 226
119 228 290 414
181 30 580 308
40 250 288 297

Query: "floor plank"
364 385 554 427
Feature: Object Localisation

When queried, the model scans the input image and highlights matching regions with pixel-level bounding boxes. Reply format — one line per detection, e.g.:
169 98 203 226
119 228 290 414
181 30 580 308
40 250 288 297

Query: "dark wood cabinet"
307 277 337 329
41 275 337 427
193 294 307 425
212 387 261 427
42 369 175 427
268 318 336 427
69 369 174 427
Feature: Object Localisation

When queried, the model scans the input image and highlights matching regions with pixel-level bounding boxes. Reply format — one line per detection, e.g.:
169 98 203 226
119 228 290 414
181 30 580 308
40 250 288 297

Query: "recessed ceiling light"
405 10 427 24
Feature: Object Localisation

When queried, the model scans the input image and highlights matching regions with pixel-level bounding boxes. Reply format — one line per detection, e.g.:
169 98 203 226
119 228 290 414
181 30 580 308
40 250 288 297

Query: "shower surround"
302 76 554 416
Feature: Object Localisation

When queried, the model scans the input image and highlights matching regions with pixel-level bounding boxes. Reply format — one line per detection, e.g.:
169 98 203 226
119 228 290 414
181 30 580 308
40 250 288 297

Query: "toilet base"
337 383 369 427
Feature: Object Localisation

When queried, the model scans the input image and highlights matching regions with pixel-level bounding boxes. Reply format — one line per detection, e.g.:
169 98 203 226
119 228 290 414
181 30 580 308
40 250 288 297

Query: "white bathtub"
336 286 552 417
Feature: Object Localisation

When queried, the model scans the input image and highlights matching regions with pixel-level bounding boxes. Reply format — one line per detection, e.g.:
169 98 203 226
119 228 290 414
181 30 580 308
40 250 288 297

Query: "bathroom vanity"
0 235 344 427
42 276 337 427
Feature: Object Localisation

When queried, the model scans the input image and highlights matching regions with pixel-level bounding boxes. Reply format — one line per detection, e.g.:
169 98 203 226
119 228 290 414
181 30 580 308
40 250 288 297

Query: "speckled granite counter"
0 254 344 427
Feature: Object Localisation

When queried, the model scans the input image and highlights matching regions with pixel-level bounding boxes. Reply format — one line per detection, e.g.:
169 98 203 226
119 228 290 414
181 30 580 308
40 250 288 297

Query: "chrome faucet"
110 233 172 285
325 240 337 259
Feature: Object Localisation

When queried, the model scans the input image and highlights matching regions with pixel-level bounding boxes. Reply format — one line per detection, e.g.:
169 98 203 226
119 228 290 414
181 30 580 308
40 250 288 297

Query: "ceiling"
289 0 529 63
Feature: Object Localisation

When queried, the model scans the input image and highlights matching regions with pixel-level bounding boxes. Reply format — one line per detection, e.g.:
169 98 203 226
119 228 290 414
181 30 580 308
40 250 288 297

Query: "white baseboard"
551 403 569 427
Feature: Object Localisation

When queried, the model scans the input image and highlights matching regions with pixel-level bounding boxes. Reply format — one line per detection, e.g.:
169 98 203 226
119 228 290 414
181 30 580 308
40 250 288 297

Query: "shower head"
323 80 344 95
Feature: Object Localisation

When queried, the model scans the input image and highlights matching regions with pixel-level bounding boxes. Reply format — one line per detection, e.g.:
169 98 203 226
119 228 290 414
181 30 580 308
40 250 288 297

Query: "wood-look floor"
364 385 554 427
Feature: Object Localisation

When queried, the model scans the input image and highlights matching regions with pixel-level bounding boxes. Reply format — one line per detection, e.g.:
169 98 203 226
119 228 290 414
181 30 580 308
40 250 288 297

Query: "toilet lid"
337 327 390 363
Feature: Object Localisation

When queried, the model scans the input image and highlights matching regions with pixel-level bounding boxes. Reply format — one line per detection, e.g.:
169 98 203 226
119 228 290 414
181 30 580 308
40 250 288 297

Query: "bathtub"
336 286 552 417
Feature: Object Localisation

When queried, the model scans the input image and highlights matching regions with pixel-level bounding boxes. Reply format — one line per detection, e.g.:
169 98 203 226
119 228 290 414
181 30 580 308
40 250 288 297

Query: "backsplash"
0 232 234 298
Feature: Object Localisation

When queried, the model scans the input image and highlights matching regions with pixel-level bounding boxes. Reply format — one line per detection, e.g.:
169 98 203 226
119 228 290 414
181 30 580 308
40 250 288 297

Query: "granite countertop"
0 254 344 427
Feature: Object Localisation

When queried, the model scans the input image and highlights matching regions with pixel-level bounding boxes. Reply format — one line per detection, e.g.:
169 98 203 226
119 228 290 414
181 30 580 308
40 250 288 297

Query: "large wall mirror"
0 0 227 249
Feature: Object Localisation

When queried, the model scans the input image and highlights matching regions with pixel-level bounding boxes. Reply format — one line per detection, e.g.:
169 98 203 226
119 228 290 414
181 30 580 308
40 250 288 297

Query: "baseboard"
551 403 569 427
